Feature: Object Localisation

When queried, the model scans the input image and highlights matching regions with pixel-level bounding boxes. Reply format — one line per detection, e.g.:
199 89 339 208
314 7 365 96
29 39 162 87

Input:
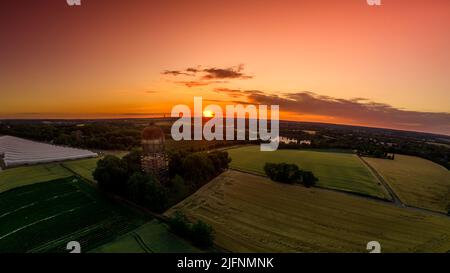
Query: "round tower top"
142 126 164 140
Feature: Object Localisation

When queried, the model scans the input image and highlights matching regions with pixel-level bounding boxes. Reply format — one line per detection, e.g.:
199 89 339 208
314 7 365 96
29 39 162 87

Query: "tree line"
92 149 231 248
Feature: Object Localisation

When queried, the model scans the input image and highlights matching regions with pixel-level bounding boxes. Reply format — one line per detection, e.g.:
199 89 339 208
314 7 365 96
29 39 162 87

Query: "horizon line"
1 116 449 138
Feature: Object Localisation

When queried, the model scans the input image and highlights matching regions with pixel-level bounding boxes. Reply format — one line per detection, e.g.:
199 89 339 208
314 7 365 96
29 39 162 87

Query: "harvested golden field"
167 170 450 253
364 155 450 213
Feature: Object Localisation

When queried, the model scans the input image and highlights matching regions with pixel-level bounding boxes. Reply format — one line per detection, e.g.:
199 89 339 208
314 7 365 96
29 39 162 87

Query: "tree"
168 212 214 249
93 155 128 193
207 151 231 173
126 172 148 204
168 151 186 177
301 171 318 187
182 153 215 185
168 211 191 238
126 172 168 212
167 175 188 201
264 162 317 187
122 149 143 176
190 220 214 248
141 177 168 213
264 162 302 184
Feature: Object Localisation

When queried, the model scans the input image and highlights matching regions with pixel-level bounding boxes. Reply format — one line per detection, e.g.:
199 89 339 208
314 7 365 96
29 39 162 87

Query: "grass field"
0 163 72 193
364 155 450 213
62 158 100 183
0 150 125 191
92 220 200 253
227 146 390 199
0 177 149 253
167 170 450 253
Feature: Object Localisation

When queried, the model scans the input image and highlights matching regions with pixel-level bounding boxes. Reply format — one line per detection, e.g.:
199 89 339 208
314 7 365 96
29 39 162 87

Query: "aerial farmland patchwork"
1 131 450 254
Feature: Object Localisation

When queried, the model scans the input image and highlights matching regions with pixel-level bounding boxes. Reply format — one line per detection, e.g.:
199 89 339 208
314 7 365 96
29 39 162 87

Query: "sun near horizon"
1 0 449 135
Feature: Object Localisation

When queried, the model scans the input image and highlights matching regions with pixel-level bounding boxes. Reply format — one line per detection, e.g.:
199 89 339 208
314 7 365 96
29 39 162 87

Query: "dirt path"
358 156 404 206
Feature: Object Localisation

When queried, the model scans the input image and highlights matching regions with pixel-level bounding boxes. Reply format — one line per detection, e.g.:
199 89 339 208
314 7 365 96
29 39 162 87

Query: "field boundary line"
0 203 91 241
0 191 80 220
61 162 97 184
0 203 36 219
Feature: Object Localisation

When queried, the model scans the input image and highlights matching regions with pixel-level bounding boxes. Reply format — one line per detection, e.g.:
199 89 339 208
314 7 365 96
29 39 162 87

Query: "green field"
364 155 450 213
0 151 125 190
0 177 149 253
0 163 72 193
62 158 100 183
227 146 390 199
167 170 450 252
92 220 200 253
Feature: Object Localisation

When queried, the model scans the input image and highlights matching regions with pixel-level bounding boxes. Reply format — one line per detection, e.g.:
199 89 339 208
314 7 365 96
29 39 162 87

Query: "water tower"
141 125 168 179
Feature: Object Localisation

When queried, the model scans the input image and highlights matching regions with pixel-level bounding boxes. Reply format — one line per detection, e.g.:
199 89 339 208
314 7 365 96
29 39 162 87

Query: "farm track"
358 156 403 206
132 233 154 253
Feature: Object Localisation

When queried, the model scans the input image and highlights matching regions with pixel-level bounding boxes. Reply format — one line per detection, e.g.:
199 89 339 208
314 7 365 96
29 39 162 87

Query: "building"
141 125 168 179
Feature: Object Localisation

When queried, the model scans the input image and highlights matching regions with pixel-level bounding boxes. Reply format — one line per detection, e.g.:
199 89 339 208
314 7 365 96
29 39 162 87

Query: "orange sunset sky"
0 0 449 135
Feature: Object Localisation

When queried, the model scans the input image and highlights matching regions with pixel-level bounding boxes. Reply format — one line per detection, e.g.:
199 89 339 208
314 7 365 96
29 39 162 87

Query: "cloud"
214 87 266 98
186 67 200 73
161 70 193 76
162 64 253 87
213 88 245 98
202 65 252 80
176 81 227 88
203 98 253 105
213 88 450 135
